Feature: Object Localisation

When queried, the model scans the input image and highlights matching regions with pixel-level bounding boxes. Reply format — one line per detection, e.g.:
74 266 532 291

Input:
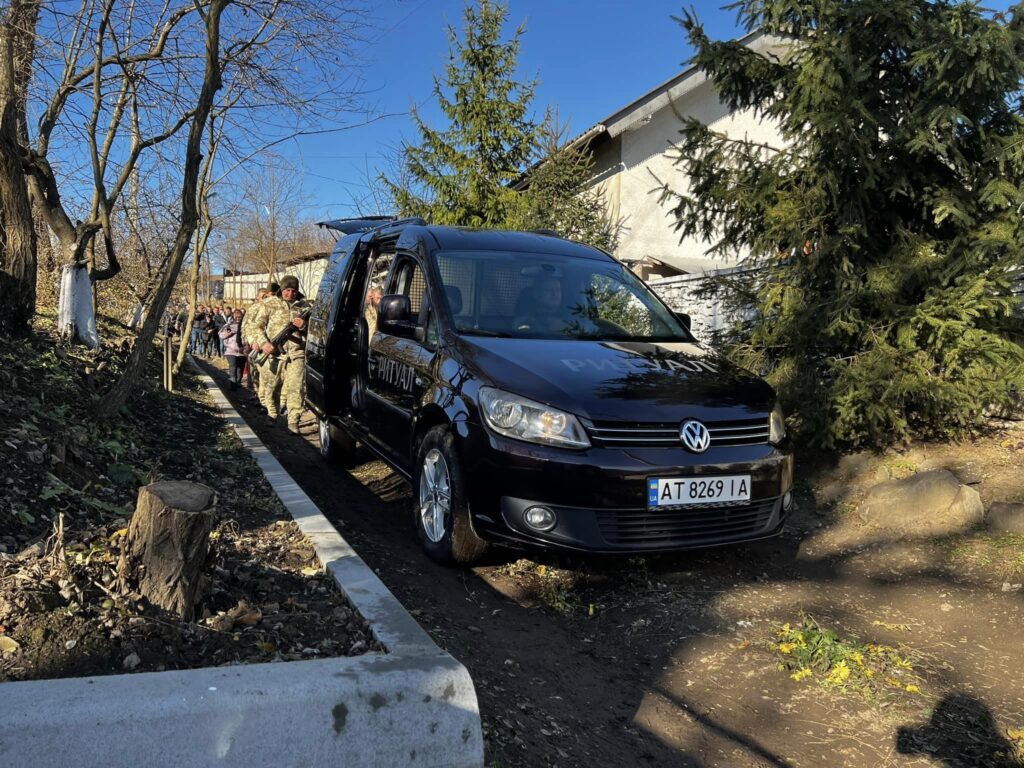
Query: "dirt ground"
207 359 1024 768
0 327 377 682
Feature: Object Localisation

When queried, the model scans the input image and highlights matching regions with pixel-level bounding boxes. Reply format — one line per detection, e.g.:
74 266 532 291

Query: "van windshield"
433 249 694 342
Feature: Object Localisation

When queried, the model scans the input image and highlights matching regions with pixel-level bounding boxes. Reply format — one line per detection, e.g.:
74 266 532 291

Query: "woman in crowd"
219 308 249 389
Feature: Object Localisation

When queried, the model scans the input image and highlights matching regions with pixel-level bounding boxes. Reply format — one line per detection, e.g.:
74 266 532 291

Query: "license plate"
648 475 751 507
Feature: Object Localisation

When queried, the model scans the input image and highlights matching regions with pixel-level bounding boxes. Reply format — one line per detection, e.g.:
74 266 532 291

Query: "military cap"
280 275 300 291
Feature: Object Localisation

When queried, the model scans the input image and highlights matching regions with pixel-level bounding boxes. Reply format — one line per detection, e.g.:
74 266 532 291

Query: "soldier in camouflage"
243 283 278 413
247 275 309 432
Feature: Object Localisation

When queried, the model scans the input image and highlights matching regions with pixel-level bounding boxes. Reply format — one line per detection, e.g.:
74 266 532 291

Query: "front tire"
414 426 488 565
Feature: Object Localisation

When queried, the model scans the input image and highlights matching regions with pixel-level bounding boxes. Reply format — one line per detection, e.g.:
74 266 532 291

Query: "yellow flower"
779 643 797 654
885 677 903 688
851 651 865 666
824 661 851 686
865 669 875 679
791 668 813 682
781 623 791 633
905 685 921 694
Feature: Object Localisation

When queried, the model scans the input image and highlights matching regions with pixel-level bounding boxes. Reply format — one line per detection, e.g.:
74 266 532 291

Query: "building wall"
594 79 784 276
223 258 330 306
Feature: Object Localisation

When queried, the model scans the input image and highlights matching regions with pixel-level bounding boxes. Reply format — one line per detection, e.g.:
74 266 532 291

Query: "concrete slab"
0 361 483 768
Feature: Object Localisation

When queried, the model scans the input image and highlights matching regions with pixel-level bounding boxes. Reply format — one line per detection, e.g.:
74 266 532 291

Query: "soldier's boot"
287 420 300 434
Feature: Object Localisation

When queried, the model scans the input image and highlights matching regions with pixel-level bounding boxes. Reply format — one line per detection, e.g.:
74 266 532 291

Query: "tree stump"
119 481 217 620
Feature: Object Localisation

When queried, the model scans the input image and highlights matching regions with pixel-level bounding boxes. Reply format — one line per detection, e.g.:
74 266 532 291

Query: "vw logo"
680 419 711 453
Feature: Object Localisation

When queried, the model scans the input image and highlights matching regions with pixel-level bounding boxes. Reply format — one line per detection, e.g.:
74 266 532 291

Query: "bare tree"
174 109 222 375
1 0 371 344
0 0 40 332
94 0 371 415
96 0 228 419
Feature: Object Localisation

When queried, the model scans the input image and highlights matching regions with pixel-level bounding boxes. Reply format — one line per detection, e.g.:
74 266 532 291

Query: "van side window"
387 258 427 314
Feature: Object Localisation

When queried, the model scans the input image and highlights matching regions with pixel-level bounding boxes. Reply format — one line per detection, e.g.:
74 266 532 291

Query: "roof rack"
372 216 428 233
316 215 395 235
317 215 430 237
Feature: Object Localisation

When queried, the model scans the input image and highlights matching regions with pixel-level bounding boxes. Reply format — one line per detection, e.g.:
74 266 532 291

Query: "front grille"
596 498 777 547
589 417 770 449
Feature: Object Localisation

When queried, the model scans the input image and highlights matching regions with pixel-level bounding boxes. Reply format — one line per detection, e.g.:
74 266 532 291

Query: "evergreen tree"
383 1 620 249
383 0 538 228
517 117 621 252
661 0 1024 448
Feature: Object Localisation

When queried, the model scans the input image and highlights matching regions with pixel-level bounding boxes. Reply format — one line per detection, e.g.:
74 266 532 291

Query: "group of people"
241 276 310 434
187 305 242 358
161 275 311 434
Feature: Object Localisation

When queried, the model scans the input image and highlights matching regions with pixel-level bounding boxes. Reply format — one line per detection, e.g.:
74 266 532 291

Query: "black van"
306 218 793 564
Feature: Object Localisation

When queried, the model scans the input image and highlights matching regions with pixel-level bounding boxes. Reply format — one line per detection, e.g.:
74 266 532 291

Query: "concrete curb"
0 362 484 768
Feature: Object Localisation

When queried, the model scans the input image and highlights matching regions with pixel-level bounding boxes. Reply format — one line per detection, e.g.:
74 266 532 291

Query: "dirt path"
203 360 1024 768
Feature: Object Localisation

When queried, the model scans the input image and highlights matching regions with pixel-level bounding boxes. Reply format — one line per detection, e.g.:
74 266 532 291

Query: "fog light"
782 491 793 511
524 506 557 532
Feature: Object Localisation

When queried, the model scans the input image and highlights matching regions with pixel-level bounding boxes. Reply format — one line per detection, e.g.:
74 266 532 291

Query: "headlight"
769 403 786 445
479 387 590 449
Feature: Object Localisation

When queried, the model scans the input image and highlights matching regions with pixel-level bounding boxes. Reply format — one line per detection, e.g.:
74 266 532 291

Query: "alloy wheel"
419 448 451 543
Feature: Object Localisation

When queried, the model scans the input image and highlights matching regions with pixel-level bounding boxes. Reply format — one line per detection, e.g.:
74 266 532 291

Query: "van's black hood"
454 337 775 422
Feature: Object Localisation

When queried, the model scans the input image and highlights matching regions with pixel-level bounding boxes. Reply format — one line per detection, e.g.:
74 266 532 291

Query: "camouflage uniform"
248 293 309 428
242 296 277 414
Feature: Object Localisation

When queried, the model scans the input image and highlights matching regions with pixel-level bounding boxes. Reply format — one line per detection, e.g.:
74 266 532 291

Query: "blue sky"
273 0 1020 223
286 1 750 221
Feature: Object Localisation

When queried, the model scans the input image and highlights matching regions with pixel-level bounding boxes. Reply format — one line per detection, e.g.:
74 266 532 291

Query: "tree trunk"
118 481 217 620
0 4 38 335
95 0 226 419
55 234 101 347
174 251 202 375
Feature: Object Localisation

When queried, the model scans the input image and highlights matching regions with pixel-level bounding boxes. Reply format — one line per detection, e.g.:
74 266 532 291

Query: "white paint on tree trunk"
57 265 99 348
129 300 146 329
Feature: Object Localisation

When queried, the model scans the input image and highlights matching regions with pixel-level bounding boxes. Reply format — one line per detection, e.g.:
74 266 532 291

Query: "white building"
222 252 331 305
575 30 784 280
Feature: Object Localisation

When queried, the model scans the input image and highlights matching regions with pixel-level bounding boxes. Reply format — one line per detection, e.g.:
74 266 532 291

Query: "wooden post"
118 481 216 620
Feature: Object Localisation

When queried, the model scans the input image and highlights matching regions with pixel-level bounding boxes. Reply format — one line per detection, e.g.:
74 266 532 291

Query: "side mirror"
674 312 692 332
378 294 417 338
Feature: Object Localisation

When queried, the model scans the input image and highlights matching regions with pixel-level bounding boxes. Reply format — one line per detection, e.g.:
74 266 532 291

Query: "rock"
123 652 141 670
918 457 983 485
987 501 1024 534
859 470 984 536
874 466 891 484
1001 582 1022 593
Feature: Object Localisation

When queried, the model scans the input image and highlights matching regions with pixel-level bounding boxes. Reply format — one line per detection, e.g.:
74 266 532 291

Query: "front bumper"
456 421 794 553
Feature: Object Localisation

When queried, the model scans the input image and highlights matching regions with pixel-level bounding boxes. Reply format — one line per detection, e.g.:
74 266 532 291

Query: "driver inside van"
513 274 565 333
